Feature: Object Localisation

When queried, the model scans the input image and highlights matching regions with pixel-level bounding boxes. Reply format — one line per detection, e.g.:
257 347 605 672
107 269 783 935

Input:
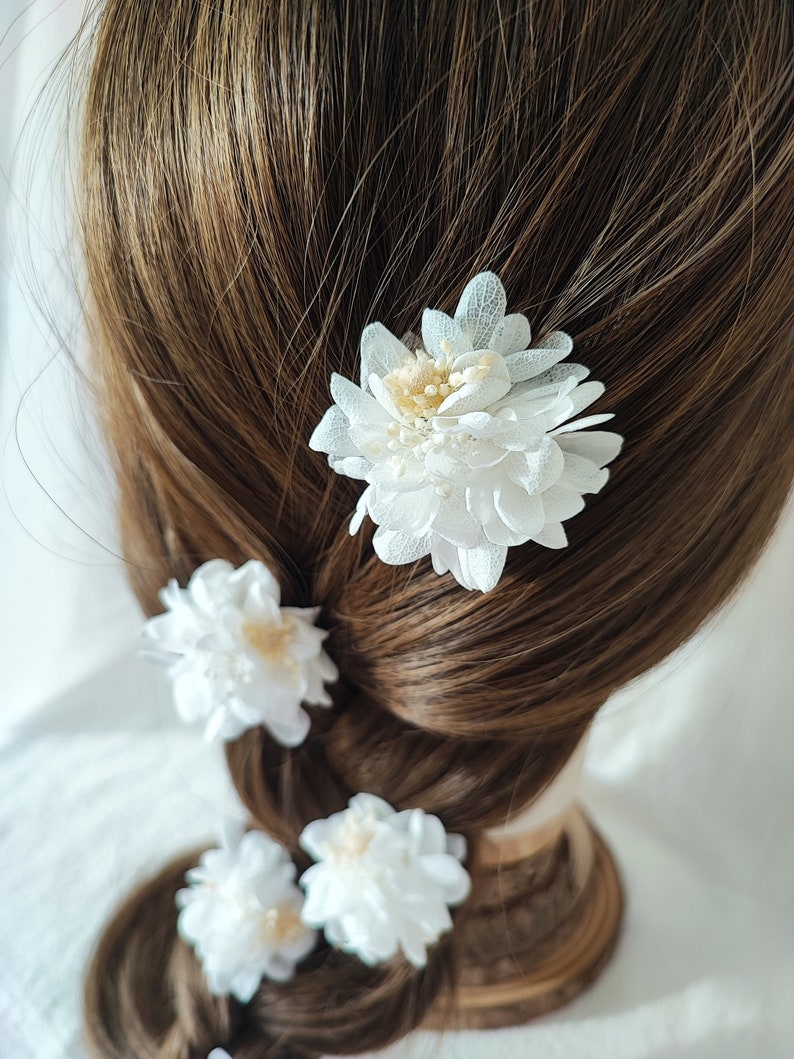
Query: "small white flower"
142 559 338 745
177 826 317 1002
207 1051 233 1059
310 271 622 592
298 793 471 969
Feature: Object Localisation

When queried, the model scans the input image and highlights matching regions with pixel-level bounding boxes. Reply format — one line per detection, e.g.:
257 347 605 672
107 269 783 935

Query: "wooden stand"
424 805 623 1030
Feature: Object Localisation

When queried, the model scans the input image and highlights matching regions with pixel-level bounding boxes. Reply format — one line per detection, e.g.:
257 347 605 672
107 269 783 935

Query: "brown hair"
80 0 794 1056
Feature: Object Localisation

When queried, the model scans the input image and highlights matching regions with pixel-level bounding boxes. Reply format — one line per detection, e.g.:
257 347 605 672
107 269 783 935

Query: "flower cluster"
310 271 622 592
142 559 337 745
178 797 470 1000
156 270 625 1025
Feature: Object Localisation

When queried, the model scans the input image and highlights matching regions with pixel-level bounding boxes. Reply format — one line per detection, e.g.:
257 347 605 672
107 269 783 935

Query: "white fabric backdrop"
1 4 792 1058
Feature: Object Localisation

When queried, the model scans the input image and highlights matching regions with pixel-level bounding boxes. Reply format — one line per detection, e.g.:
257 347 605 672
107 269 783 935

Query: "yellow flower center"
328 813 377 864
242 617 296 666
258 904 306 945
383 341 496 427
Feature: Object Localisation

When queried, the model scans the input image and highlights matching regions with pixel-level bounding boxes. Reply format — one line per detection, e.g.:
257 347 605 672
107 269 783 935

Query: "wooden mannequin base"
424 809 624 1030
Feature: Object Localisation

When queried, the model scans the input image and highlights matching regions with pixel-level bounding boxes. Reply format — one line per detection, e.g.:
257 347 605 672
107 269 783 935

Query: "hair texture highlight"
80 0 794 1056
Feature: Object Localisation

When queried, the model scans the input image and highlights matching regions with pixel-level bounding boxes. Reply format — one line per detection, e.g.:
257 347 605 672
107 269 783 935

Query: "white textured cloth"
1 5 792 1058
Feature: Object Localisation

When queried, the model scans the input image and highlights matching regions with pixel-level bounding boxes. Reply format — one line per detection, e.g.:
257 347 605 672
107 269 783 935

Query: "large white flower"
177 826 317 1001
310 271 622 592
142 559 338 745
298 793 471 969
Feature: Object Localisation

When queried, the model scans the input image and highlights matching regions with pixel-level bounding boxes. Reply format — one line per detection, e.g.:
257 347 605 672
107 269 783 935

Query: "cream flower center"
383 342 496 428
258 903 306 945
327 812 377 865
243 617 296 666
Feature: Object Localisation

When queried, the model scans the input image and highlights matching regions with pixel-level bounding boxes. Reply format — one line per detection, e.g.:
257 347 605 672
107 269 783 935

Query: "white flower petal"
551 413 616 435
372 528 433 566
454 271 507 349
424 444 469 484
431 492 481 549
419 854 472 904
403 808 446 853
333 455 372 480
493 481 546 538
309 404 360 457
436 355 511 416
559 452 610 494
481 515 528 547
548 380 604 428
349 493 369 534
234 561 281 608
398 921 431 969
189 559 235 592
465 441 511 468
464 477 496 525
189 560 236 614
508 363 589 401
157 577 185 613
366 372 404 421
489 312 531 356
532 521 568 549
263 707 311 749
458 540 508 593
504 332 574 383
172 668 213 724
330 373 391 425
555 429 623 467
391 494 440 536
369 484 439 534
505 438 565 494
435 408 509 438
421 309 472 358
445 832 467 863
429 536 457 577
540 484 586 522
360 323 411 388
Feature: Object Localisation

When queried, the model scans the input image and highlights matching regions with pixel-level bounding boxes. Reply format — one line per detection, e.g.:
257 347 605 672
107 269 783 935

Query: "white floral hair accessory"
310 271 622 592
177 824 317 1002
142 559 337 745
298 793 471 969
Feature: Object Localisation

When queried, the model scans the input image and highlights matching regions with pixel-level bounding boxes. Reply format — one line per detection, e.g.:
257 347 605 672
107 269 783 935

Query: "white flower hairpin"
299 793 470 969
179 797 471 1000
177 825 317 1001
142 559 337 745
310 271 622 592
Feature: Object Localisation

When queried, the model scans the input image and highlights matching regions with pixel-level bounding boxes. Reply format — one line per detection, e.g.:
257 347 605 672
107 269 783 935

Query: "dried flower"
310 271 622 591
299 794 470 968
177 826 317 1002
142 559 337 744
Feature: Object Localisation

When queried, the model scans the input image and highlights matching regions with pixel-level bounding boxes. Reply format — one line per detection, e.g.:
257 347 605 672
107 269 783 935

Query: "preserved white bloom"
177 827 317 1002
310 271 622 592
142 559 337 745
298 793 471 969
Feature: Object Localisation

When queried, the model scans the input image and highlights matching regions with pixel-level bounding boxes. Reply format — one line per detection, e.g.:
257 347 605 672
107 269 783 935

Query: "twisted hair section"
79 0 794 1054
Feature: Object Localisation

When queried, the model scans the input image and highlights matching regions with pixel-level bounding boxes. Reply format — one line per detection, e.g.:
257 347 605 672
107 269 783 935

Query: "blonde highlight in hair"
79 0 794 1055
